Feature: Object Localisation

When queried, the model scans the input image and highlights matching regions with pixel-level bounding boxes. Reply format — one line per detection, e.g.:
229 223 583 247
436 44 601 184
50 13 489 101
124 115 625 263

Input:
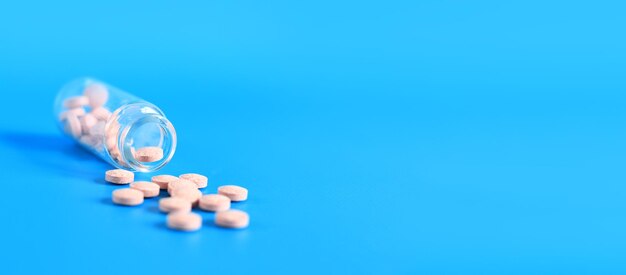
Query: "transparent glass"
53 77 177 172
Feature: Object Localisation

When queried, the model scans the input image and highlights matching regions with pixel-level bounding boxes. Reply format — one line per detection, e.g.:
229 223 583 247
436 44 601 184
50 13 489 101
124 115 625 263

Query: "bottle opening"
122 115 176 172
106 103 176 172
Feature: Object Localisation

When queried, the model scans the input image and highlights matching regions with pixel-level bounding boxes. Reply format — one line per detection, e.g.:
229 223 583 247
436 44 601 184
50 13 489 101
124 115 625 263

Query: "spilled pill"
171 188 202 206
180 173 208 188
168 179 197 194
105 169 134 184
215 210 249 229
130 181 160 197
167 212 202 231
159 197 192 213
198 194 230 212
112 188 144 206
151 175 178 190
218 185 248 202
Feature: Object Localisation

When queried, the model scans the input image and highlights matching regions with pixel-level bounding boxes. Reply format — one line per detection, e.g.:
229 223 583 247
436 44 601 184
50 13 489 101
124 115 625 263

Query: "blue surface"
1 0 626 274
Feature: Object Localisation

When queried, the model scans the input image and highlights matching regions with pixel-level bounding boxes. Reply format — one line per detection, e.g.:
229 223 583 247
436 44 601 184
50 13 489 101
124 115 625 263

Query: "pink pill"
134 146 163 162
171 188 203 206
198 194 230 212
168 179 197 194
105 135 118 152
218 185 248 202
80 113 98 134
105 123 120 147
159 197 192 213
112 188 144 206
151 175 179 190
180 173 208 188
63 113 82 138
215 210 249 229
106 120 120 136
167 212 202 231
59 108 86 121
84 83 109 108
130 181 160 197
88 121 106 137
105 169 134 184
63 95 89 109
90 106 112 121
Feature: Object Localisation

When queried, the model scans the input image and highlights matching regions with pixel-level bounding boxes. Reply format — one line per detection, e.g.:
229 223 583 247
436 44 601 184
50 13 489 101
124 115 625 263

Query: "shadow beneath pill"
94 178 111 185
203 217 216 227
154 222 170 231
199 213 241 232
153 222 204 235
0 130 111 179
146 205 163 214
156 191 171 198
99 197 114 206
103 199 144 209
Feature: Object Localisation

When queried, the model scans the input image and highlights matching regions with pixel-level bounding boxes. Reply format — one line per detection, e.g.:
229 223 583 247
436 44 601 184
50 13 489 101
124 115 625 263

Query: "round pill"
130 181 160 197
106 135 118 151
90 106 112 121
199 194 230 212
171 188 202 205
167 212 202 231
63 113 82 138
105 169 134 184
159 197 192 213
59 108 86 121
89 121 106 137
215 210 249 229
105 123 120 147
217 185 248 202
134 146 163 162
150 175 178 190
168 179 197 194
180 173 208 188
84 83 109 107
63 95 89 109
112 188 144 206
80 113 98 134
106 120 120 136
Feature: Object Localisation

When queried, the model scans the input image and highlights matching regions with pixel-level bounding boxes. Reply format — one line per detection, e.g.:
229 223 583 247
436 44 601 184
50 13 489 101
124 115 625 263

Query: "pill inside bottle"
53 78 177 172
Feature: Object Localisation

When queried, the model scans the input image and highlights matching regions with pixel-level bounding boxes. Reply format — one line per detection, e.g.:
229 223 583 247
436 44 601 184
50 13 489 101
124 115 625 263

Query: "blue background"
1 0 625 274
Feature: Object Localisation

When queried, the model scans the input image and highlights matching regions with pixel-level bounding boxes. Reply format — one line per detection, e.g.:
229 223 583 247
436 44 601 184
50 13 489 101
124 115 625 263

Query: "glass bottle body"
54 77 177 172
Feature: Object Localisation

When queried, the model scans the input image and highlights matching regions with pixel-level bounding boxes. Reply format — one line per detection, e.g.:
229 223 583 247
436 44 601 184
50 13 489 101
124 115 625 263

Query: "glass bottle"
53 77 177 172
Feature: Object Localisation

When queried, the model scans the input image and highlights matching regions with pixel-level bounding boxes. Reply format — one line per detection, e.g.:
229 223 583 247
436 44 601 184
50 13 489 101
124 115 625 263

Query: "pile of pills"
107 169 250 231
58 84 164 165
59 84 111 152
